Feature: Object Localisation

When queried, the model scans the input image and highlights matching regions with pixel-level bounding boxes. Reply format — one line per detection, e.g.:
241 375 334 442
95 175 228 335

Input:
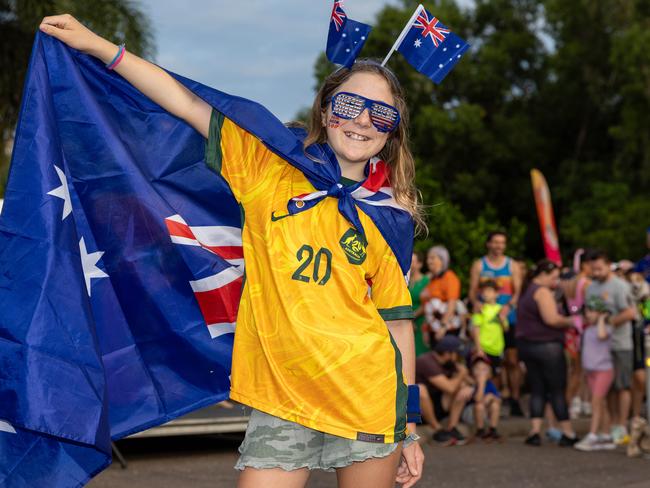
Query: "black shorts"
486 354 503 376
504 326 517 350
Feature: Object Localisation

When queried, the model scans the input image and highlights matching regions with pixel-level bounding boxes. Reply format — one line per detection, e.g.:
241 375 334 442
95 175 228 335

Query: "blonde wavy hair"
303 59 426 235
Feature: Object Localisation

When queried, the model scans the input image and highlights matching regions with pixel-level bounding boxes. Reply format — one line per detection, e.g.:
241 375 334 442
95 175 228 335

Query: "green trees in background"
2 1 648 280
0 0 154 191
311 0 650 277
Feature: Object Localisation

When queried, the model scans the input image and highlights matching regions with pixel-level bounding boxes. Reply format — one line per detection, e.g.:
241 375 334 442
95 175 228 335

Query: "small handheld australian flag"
326 1 372 68
396 5 469 84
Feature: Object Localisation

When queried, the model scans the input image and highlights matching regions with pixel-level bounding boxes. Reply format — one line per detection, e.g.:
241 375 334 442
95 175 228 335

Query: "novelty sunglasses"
329 92 401 133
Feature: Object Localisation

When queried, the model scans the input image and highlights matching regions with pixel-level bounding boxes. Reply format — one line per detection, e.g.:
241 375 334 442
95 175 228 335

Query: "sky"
137 1 399 121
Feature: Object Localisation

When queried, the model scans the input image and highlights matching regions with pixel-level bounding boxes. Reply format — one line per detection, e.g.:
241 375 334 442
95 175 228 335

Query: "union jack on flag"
165 214 243 339
331 1 347 31
396 5 469 84
414 9 450 48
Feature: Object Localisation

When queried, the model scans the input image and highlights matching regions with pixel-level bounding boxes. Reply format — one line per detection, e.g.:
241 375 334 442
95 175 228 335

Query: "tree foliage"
0 0 154 193
310 0 650 278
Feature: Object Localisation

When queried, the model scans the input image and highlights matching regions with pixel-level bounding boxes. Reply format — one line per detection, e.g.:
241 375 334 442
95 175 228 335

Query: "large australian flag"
0 30 414 487
0 33 240 487
326 1 372 68
397 6 469 84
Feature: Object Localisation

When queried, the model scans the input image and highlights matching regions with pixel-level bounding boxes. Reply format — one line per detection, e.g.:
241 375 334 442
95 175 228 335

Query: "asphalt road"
89 428 650 488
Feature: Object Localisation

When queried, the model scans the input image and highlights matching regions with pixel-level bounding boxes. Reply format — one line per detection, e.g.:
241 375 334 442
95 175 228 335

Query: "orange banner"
530 169 562 265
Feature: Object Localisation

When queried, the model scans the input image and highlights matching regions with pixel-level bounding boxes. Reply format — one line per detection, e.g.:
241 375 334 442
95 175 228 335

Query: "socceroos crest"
339 228 367 265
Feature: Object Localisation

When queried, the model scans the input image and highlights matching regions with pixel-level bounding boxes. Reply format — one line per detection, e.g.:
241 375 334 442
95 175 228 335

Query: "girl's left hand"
396 441 424 487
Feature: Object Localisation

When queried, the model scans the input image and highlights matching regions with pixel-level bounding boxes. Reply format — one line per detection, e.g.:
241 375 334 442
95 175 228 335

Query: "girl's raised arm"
39 14 211 138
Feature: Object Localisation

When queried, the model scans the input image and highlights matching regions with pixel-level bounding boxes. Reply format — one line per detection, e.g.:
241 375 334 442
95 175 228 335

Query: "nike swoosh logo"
271 211 290 222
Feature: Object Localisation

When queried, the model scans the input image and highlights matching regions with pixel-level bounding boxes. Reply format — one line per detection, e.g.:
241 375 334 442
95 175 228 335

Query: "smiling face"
323 72 394 178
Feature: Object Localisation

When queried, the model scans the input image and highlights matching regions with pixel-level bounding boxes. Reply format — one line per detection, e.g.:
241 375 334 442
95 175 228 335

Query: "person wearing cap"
415 335 474 445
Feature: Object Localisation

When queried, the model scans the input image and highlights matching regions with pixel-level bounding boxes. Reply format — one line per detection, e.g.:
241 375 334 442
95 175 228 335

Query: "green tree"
0 0 155 195
308 0 650 278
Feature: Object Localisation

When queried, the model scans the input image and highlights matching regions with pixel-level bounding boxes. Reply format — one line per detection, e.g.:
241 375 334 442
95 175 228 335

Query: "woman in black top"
516 260 577 446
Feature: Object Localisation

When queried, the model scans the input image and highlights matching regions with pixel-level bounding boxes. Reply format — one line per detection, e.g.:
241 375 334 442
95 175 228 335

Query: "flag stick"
381 4 424 67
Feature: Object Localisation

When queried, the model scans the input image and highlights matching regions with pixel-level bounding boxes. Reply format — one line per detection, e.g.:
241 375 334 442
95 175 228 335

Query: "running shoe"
525 433 541 446
611 425 624 444
475 428 487 439
433 429 452 444
487 427 502 441
596 434 617 450
559 434 579 447
574 433 599 451
449 427 467 446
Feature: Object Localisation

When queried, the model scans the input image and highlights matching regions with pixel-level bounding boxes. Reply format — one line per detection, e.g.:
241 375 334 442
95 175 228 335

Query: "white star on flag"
79 237 108 297
47 164 72 220
0 420 16 434
414 39 422 48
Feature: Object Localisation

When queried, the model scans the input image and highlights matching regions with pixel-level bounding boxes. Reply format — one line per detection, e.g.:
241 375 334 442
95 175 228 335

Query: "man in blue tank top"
469 231 524 417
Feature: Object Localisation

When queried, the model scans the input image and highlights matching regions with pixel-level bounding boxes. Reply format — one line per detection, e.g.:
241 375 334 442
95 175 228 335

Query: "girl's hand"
39 14 104 55
396 441 424 488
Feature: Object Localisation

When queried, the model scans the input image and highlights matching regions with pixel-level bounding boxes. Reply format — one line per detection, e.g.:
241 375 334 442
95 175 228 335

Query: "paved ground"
89 419 650 488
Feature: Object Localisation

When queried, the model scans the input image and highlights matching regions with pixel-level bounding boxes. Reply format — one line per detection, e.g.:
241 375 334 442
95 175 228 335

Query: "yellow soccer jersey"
205 109 414 443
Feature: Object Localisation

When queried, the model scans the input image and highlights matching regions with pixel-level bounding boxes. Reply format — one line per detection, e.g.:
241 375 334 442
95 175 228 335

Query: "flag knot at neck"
328 183 345 197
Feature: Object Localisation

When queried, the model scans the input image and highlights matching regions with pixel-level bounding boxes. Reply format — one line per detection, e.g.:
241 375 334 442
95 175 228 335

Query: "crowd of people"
412 230 650 453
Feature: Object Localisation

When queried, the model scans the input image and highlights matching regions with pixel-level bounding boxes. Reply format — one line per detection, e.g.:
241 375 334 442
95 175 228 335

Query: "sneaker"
570 397 582 419
475 428 487 439
596 434 616 450
574 433 599 451
545 428 562 443
487 427 502 441
509 399 525 417
559 434 579 447
525 433 541 446
617 434 630 446
449 427 467 445
433 429 453 444
611 425 624 444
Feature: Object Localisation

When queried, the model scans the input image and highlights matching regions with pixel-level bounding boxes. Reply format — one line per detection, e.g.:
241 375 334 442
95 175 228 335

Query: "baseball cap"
434 335 462 354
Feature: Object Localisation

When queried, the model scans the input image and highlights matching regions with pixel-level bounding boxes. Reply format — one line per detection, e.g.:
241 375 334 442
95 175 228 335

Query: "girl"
574 296 616 451
39 13 425 488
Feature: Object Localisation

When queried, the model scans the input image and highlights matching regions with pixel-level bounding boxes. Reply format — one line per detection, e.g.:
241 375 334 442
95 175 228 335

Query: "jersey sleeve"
204 108 272 201
370 244 414 322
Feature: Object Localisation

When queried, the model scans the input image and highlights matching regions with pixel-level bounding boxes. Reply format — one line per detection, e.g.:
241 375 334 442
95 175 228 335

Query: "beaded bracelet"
106 44 125 70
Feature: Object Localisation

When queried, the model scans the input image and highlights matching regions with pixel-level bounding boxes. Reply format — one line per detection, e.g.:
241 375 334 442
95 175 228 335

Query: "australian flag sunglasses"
329 92 401 133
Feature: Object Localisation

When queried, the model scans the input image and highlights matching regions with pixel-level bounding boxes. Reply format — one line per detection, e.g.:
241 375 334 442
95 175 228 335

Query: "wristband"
106 44 125 70
407 384 421 424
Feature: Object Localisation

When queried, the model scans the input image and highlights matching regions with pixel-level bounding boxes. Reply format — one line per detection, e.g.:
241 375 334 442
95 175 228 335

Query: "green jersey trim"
205 109 225 173
378 305 415 322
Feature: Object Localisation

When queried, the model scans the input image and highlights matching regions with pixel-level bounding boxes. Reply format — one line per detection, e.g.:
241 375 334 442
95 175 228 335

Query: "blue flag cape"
0 33 413 487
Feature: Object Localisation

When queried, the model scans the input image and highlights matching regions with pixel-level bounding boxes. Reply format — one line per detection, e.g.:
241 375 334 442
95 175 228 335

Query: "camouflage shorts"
234 409 409 472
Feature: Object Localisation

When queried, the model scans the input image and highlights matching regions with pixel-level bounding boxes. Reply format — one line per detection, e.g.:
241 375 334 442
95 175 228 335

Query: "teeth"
345 132 369 141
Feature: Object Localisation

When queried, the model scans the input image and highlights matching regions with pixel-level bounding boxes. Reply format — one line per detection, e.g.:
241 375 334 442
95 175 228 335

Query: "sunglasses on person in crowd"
329 92 401 133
